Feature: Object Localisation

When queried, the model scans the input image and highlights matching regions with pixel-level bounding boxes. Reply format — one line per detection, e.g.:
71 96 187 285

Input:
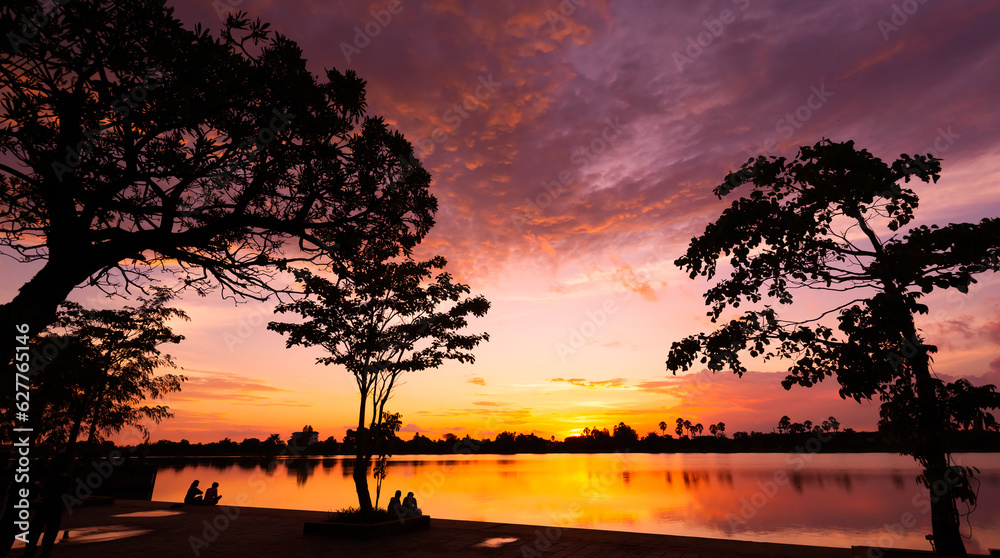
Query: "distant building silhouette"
290 425 319 447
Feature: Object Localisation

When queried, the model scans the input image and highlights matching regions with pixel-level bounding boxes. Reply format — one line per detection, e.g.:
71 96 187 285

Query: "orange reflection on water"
151 453 1000 553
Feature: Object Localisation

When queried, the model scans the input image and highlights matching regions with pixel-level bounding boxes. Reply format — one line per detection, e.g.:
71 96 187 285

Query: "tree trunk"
0 260 92 366
907 331 967 557
352 459 373 513
65 414 83 461
353 388 373 513
925 454 966 557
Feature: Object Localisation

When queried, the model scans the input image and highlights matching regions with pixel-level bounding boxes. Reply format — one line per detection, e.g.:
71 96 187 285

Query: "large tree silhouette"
666 139 1000 557
27 292 185 450
0 1 435 363
268 256 490 514
2 290 185 556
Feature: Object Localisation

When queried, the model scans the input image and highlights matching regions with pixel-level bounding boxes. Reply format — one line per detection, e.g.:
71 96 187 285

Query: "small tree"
674 418 684 438
13 291 186 453
1 291 185 557
612 422 639 445
658 421 667 436
778 415 791 434
261 433 285 456
269 256 489 513
666 139 1000 556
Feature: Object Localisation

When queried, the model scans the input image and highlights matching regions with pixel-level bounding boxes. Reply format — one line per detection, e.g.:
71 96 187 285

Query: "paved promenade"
9 499 867 557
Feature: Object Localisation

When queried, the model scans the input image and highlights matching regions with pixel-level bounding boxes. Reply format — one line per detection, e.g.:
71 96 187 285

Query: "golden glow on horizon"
147 454 1000 550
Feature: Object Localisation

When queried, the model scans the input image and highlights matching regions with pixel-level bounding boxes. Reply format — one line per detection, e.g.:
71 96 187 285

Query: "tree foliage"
268 255 490 512
612 421 638 445
666 139 1000 556
0 0 435 361
2 289 185 448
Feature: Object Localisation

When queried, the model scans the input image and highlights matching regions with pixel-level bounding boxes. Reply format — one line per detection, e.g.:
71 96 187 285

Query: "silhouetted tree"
493 431 516 453
658 421 667 436
2 291 185 557
709 422 726 438
612 422 639 446
0 1 436 366
778 415 791 434
674 418 684 438
263 433 284 453
7 291 186 452
269 255 489 513
583 426 612 448
514 433 548 452
691 423 703 437
666 139 1000 556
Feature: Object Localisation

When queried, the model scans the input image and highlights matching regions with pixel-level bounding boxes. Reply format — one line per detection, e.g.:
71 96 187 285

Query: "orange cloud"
550 377 627 388
171 369 289 402
611 264 658 301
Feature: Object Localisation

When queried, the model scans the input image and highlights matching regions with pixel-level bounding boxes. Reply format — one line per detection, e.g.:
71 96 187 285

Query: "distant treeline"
135 418 1000 457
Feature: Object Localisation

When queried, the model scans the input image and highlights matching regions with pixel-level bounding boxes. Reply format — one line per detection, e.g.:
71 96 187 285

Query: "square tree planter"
303 514 430 539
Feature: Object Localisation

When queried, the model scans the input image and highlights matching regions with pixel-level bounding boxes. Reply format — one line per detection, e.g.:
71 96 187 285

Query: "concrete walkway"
10 499 862 557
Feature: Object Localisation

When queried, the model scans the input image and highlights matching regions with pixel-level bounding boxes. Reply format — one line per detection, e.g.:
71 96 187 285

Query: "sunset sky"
5 0 1000 444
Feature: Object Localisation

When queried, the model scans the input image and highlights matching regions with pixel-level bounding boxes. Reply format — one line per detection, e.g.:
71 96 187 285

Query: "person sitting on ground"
184 480 203 505
203 482 222 505
402 492 422 516
388 490 405 517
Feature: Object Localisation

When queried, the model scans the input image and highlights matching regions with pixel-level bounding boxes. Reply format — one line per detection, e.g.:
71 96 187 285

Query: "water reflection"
285 458 316 486
150 453 1000 553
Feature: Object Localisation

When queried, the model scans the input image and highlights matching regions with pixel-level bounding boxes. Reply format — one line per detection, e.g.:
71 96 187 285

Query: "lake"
150 452 1000 553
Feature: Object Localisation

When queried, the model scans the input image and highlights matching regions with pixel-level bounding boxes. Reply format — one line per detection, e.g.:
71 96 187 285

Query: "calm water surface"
151 453 1000 553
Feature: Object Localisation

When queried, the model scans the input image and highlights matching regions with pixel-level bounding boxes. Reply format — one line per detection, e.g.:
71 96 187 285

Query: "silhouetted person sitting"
388 490 405 518
402 492 422 516
203 482 221 505
184 480 203 505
